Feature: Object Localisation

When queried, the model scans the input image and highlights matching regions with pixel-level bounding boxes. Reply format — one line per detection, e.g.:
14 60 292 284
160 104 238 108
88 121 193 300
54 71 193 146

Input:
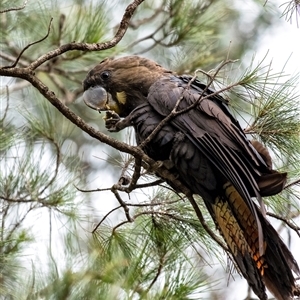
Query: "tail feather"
207 182 299 300
211 186 267 300
257 172 287 197
250 140 287 197
261 220 300 300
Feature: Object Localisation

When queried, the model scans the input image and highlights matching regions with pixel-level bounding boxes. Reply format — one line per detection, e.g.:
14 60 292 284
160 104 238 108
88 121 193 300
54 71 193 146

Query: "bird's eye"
101 71 110 80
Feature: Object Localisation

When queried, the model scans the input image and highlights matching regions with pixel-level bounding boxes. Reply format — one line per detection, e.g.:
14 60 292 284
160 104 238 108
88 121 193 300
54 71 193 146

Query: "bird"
82 55 299 300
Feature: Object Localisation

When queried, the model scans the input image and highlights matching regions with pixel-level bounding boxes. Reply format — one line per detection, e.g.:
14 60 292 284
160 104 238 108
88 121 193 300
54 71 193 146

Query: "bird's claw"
105 110 121 132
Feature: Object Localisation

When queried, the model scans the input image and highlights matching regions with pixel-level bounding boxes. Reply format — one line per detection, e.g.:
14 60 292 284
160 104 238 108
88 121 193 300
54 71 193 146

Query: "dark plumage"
83 56 299 300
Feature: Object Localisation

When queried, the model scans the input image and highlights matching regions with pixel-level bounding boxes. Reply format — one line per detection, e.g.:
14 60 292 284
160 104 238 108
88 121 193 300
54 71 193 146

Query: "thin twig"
75 186 112 193
3 18 53 69
112 185 133 222
38 137 61 196
127 18 169 50
146 253 164 291
129 7 163 29
267 211 300 237
126 157 142 192
138 59 237 151
0 0 28 14
284 178 300 189
134 179 165 189
5 204 36 241
92 197 181 233
26 0 145 70
112 220 131 233
186 195 229 252
0 51 28 66
92 205 122 233
137 95 182 150
76 179 165 193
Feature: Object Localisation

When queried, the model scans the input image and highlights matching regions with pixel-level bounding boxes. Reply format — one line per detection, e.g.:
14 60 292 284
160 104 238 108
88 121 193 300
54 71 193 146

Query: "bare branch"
92 196 181 233
284 178 300 189
23 0 144 71
129 7 163 29
134 179 165 189
127 18 169 50
126 157 142 192
0 51 28 66
146 252 164 292
92 205 122 233
186 194 229 252
267 211 300 237
75 179 165 194
138 59 237 151
3 18 53 69
0 0 28 14
111 185 133 222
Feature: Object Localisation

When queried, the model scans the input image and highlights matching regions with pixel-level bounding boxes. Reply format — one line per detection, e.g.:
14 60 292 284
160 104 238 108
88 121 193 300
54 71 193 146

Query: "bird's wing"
148 75 270 220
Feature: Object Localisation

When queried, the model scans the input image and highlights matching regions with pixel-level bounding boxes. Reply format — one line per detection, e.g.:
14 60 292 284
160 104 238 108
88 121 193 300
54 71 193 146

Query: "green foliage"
0 96 83 298
0 102 16 152
233 56 300 167
32 199 214 300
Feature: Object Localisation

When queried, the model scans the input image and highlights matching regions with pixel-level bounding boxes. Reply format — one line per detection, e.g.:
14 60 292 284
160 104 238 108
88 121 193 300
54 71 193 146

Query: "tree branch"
3 18 53 69
267 211 300 237
0 0 28 14
284 178 300 189
1 0 144 71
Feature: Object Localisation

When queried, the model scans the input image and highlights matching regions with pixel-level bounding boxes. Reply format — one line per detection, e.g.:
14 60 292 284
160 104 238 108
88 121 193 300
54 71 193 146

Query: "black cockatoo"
82 56 299 300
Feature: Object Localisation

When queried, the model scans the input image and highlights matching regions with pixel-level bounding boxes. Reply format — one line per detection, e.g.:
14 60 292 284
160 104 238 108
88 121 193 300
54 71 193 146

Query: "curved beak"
83 86 112 112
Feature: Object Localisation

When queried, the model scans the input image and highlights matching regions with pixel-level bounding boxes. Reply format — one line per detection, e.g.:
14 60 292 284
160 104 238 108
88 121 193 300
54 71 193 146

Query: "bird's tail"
207 181 299 300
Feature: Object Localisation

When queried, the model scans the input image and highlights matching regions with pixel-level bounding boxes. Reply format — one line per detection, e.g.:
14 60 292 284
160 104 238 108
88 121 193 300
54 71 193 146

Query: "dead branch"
29 0 144 71
284 178 300 189
3 18 53 69
267 211 300 237
0 0 28 14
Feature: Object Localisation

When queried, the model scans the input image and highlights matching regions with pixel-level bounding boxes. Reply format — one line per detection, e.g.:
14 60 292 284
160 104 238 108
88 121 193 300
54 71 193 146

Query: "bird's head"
82 56 173 117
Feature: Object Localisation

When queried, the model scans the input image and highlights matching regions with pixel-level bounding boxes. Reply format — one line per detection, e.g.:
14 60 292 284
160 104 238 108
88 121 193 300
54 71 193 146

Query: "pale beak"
83 86 112 112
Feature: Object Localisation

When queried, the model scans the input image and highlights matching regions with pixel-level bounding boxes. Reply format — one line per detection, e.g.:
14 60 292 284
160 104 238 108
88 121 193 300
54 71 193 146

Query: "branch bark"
1 0 144 71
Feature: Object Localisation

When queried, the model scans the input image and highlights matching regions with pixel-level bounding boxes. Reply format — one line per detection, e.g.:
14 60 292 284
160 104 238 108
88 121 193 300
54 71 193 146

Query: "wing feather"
148 75 269 251
148 75 267 198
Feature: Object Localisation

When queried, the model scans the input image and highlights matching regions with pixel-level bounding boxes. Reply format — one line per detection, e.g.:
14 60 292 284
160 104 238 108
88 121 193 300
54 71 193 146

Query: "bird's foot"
105 110 122 132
